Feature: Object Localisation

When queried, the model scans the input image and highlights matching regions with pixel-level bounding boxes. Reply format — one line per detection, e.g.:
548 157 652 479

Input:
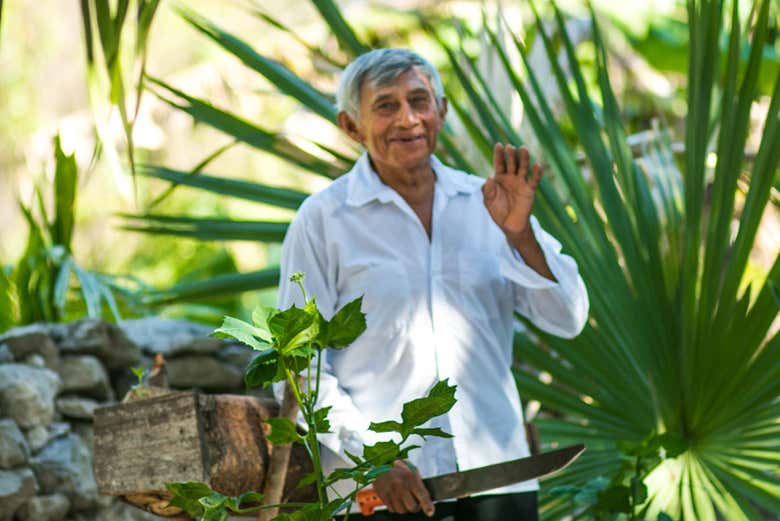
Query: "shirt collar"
346 153 480 207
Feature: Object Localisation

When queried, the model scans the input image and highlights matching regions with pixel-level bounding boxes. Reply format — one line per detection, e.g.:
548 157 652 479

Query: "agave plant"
0 135 133 331
115 0 777 519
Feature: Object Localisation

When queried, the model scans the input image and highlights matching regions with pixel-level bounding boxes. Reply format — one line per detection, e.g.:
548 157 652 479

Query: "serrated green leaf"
313 406 332 433
369 420 403 434
199 491 227 509
269 301 319 354
411 427 453 439
213 315 271 349
165 481 211 518
400 379 457 436
167 495 203 518
224 491 263 513
265 417 304 445
317 296 366 349
284 343 317 359
286 504 325 521
325 467 363 485
252 305 275 333
244 348 282 390
283 353 311 376
396 444 420 461
165 481 213 500
343 450 363 466
365 464 393 480
201 506 228 521
363 440 401 466
296 470 319 489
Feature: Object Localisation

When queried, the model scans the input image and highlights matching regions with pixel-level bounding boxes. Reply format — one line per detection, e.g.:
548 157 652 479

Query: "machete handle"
356 488 383 516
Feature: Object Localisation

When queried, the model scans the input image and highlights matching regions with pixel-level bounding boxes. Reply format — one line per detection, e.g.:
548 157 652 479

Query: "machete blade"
424 444 585 500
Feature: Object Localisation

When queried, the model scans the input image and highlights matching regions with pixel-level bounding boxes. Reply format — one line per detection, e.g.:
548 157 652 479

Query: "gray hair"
336 48 445 120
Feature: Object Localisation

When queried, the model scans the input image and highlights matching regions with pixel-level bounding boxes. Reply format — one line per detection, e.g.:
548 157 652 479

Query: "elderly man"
277 48 589 520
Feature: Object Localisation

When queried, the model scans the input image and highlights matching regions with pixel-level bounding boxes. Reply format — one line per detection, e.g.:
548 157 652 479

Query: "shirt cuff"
498 217 575 291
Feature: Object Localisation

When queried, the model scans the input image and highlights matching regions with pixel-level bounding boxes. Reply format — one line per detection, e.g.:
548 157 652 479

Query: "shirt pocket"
337 258 411 333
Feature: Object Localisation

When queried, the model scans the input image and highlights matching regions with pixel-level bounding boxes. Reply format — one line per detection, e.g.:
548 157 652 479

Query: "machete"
356 444 585 516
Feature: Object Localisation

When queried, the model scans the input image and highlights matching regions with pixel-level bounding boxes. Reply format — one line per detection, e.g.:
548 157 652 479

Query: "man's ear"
439 97 448 119
337 111 364 145
436 97 448 131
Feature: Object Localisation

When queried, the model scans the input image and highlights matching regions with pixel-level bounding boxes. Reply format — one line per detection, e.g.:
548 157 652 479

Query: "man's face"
342 67 447 174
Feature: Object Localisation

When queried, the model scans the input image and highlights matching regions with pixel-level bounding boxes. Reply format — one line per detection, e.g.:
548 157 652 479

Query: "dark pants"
338 492 538 521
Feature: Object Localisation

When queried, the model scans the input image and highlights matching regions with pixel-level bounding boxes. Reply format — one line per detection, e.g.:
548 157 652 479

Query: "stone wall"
0 318 262 521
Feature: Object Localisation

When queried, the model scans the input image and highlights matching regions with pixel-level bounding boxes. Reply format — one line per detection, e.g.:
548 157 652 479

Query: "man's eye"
410 96 430 106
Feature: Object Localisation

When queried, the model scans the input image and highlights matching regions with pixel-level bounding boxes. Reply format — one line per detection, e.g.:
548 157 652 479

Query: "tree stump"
93 391 315 518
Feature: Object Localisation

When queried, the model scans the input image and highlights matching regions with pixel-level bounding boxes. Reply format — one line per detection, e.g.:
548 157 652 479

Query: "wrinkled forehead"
360 67 435 105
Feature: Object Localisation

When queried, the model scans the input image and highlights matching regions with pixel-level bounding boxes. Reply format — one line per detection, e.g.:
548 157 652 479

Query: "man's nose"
397 101 420 127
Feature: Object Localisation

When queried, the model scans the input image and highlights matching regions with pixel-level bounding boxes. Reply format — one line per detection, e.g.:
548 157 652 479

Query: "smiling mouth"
393 136 425 144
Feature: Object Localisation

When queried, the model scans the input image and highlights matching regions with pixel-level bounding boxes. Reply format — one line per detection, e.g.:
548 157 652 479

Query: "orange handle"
356 488 384 516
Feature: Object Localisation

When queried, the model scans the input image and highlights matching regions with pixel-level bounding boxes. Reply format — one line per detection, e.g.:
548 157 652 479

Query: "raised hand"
482 144 543 239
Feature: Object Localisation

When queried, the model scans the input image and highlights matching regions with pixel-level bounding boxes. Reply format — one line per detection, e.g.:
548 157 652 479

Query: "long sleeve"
498 216 589 338
274 207 382 462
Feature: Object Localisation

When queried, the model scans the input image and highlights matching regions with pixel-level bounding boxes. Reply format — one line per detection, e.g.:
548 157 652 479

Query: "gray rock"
25 426 49 453
83 500 161 521
24 353 46 368
0 364 61 428
16 493 70 521
167 355 243 390
57 355 113 401
218 343 255 370
56 397 100 420
56 319 141 370
0 419 29 469
70 423 94 451
26 423 71 454
0 468 38 521
120 317 222 357
0 325 60 369
31 433 99 511
0 344 12 363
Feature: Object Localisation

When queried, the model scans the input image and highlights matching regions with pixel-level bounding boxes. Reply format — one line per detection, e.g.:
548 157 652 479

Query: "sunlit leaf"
213 315 272 348
265 417 304 445
317 296 366 349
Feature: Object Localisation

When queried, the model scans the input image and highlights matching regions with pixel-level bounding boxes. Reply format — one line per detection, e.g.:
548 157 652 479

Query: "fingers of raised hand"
530 162 543 188
482 176 497 201
518 147 529 176
494 143 535 177
493 143 507 176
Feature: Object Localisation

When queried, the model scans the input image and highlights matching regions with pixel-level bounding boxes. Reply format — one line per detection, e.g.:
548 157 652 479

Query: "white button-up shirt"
276 153 588 502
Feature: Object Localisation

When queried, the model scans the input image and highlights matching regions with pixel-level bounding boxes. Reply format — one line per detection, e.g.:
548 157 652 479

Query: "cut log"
93 390 316 518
